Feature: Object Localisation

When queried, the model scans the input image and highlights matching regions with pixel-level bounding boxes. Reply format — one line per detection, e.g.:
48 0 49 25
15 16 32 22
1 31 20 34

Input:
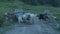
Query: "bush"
0 16 4 27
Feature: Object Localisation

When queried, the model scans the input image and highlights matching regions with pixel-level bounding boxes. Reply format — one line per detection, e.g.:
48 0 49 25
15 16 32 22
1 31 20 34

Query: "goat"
20 13 37 24
40 10 57 23
4 12 18 22
37 14 49 21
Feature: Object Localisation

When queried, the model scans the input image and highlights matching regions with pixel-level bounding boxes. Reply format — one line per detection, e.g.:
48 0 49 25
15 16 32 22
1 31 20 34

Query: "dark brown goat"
37 14 49 21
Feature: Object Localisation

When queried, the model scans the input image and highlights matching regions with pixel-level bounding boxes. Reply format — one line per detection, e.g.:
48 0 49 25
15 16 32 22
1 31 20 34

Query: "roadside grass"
0 1 60 34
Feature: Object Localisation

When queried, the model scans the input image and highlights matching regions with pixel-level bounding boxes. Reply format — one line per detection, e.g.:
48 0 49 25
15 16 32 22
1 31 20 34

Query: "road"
5 20 59 34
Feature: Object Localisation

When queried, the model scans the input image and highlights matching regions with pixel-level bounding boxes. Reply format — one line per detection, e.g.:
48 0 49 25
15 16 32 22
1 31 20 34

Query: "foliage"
0 16 4 27
20 0 60 7
0 0 60 7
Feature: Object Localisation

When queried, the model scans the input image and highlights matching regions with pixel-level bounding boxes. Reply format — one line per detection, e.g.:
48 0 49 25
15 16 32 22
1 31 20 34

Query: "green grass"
0 1 60 34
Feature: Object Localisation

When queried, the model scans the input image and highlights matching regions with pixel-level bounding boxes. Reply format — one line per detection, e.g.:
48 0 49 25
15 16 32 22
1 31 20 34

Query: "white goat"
21 13 37 24
13 9 25 24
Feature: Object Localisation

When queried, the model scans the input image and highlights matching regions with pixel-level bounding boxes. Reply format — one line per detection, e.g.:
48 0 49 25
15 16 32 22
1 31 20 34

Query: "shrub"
0 16 4 27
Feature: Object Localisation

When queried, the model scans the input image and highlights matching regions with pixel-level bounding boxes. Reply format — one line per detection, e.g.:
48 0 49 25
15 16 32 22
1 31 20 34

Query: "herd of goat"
4 9 56 25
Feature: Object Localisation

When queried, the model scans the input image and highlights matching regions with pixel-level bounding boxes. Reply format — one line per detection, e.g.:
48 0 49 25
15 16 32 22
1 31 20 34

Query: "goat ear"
36 15 39 17
5 12 8 15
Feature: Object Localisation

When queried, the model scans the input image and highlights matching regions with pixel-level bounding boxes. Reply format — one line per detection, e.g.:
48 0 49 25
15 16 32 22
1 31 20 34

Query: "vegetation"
20 0 60 7
0 0 60 7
